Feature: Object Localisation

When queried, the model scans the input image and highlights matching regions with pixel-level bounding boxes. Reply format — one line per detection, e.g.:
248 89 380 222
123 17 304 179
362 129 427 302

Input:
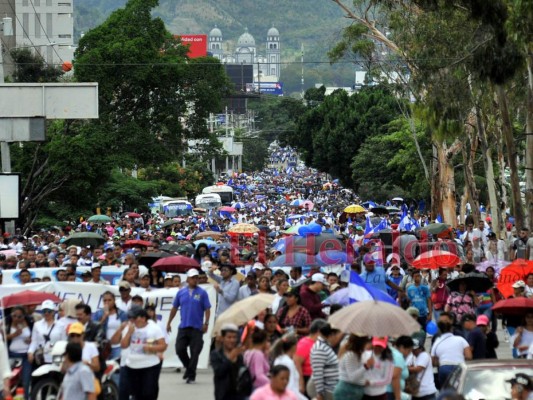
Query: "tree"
284 85 402 188
74 0 230 168
9 48 63 82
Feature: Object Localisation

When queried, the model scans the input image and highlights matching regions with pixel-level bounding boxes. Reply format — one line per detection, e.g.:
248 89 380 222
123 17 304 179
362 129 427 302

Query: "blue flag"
349 271 397 305
436 214 443 223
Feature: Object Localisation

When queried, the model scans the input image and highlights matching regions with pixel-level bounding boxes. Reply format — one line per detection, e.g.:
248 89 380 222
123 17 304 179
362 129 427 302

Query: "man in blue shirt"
406 269 432 328
167 268 211 384
360 254 402 295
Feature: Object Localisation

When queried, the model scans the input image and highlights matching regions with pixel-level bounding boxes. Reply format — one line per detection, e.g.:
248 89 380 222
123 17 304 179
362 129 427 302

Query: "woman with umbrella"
444 280 479 325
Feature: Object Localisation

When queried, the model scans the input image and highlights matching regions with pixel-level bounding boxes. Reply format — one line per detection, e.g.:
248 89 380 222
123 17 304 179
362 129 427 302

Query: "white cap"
201 260 212 272
220 323 239 333
311 273 326 284
187 269 199 278
512 280 526 289
253 262 265 270
41 300 55 311
91 263 101 270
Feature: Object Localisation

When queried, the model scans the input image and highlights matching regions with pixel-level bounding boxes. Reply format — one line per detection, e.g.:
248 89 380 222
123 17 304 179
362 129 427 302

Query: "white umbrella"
392 197 403 202
328 300 420 337
212 293 275 336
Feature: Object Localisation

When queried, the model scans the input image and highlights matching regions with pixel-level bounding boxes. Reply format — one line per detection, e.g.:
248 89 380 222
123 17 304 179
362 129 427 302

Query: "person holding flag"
359 254 403 297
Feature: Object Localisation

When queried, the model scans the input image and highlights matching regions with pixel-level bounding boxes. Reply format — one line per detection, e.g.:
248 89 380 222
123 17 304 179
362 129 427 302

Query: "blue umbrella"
277 198 288 205
316 250 352 266
290 199 305 207
269 253 320 267
232 202 245 209
245 202 258 209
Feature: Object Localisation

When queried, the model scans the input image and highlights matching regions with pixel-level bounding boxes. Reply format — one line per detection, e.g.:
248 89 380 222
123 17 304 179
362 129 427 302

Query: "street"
157 328 515 399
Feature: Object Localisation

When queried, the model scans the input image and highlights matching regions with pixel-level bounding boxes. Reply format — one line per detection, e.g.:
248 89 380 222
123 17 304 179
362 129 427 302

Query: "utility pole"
301 43 304 99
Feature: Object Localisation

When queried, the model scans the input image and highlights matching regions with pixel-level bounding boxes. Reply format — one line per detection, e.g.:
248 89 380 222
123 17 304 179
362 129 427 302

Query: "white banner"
0 282 217 369
2 266 129 285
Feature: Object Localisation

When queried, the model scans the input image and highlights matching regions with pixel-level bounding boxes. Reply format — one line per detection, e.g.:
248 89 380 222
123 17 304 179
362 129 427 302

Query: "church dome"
209 26 222 37
237 28 255 46
267 26 279 37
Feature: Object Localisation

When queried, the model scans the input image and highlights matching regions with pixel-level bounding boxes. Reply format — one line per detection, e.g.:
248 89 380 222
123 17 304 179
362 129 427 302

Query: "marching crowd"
0 147 532 400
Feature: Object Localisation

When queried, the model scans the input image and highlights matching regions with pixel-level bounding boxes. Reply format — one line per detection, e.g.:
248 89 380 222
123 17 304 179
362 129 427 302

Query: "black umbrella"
138 251 173 267
447 272 493 293
63 232 105 248
161 219 181 228
370 206 389 215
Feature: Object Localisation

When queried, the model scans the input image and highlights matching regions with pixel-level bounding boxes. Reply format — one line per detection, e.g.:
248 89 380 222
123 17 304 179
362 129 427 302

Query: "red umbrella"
122 239 152 249
497 260 533 298
411 250 461 269
152 256 200 273
219 206 236 213
1 290 62 308
492 297 533 315
126 212 141 218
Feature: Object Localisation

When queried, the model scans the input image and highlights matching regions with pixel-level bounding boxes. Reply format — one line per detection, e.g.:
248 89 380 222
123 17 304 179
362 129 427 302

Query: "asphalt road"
157 328 514 399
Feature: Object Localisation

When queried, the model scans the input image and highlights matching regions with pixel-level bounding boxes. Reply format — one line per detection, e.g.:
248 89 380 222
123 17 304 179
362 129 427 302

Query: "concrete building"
0 0 75 77
208 25 281 83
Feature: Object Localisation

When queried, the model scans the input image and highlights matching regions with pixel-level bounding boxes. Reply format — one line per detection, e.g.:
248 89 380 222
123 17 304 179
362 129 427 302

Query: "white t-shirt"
126 322 164 369
528 238 533 260
82 341 99 364
274 355 306 400
8 326 31 353
430 333 469 365
28 319 66 363
512 329 533 357
413 352 437 397
116 298 132 313
106 314 121 345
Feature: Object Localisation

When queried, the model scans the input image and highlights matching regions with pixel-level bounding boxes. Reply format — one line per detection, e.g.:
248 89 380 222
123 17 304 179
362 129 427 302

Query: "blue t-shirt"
407 284 430 317
387 346 408 393
172 286 211 330
360 267 388 293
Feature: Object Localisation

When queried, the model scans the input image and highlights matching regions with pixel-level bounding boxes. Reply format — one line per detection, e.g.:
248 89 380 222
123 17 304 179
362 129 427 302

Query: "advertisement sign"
0 173 20 219
0 281 216 369
176 34 208 58
253 82 283 96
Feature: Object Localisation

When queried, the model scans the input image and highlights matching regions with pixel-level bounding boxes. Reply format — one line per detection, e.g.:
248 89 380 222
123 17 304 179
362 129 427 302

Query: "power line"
28 0 64 63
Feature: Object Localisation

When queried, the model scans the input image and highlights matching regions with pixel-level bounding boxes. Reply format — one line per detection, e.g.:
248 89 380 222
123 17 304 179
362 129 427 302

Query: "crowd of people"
0 146 532 400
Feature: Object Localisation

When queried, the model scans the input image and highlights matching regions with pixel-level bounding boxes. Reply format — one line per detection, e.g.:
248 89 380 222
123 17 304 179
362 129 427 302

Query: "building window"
34 14 41 38
46 13 52 36
271 68 275 75
273 44 277 49
58 34 71 38
22 13 29 38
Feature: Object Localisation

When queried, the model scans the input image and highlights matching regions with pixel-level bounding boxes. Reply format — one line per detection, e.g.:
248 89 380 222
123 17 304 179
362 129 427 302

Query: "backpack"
236 365 254 396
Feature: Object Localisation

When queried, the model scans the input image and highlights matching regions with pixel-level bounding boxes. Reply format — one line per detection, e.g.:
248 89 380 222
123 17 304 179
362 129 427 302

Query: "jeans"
118 366 129 400
438 365 456 388
413 394 437 400
506 326 519 358
126 363 161 400
109 345 121 360
175 327 204 380
9 352 30 400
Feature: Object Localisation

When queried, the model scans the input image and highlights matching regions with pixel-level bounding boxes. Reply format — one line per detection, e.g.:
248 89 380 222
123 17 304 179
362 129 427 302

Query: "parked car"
441 360 532 400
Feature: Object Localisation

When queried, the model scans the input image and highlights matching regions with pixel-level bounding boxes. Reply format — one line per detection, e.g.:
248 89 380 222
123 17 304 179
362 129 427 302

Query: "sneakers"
186 377 195 384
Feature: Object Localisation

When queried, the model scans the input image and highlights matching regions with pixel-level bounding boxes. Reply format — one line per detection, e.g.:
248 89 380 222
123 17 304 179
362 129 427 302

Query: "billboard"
176 34 208 58
224 64 254 91
0 173 20 219
251 82 283 96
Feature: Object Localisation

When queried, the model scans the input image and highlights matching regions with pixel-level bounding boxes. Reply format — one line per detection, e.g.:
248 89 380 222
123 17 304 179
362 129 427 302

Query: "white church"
208 26 281 83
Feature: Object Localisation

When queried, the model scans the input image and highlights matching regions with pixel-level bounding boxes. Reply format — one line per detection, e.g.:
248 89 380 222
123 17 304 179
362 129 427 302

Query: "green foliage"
351 117 432 201
9 49 63 82
98 170 159 211
74 0 230 167
284 85 402 188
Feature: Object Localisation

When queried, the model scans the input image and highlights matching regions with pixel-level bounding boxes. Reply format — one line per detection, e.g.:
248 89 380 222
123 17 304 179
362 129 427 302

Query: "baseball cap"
406 307 420 317
507 373 533 390
40 300 55 311
311 273 326 284
128 305 147 319
512 280 526 289
412 339 424 349
487 232 497 239
363 253 376 265
220 323 239 333
67 322 85 335
372 336 388 348
118 281 131 290
476 315 489 326
91 263 101 270
253 262 265 270
187 269 199 278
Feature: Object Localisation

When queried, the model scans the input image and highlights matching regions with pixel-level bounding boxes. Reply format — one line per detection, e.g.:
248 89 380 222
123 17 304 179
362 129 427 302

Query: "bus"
150 197 194 218
201 185 234 205
195 193 222 210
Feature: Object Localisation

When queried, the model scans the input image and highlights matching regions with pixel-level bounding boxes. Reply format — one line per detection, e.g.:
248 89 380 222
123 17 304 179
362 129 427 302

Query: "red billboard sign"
175 34 207 58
